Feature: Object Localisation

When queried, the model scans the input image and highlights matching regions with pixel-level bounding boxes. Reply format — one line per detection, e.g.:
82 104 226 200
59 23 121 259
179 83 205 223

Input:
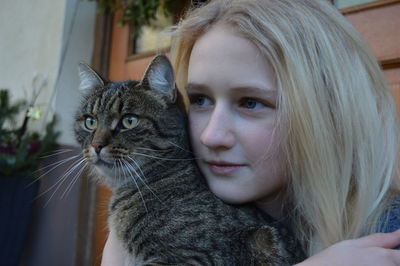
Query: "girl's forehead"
188 23 277 93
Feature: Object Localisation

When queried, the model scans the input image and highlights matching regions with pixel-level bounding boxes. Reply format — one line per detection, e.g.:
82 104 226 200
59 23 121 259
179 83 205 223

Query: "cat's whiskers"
126 156 147 181
40 148 75 159
134 145 204 164
46 158 87 205
61 161 88 199
34 154 81 178
120 159 148 212
37 157 87 206
135 147 174 152
130 151 196 161
166 141 194 154
111 159 118 182
117 159 123 184
125 156 162 203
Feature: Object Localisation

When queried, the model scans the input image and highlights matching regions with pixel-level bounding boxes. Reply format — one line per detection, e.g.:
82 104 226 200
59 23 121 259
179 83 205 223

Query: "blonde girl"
102 0 400 265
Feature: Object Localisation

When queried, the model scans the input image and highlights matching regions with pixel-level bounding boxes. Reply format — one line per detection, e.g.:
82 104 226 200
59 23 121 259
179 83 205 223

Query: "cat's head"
74 55 187 187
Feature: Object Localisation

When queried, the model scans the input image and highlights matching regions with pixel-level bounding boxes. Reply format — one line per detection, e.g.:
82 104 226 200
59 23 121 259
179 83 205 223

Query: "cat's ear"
78 62 105 90
141 55 176 102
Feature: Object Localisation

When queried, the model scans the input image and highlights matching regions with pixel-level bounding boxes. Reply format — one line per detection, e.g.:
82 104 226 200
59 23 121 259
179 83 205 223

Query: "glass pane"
335 0 378 8
132 9 173 55
333 0 380 8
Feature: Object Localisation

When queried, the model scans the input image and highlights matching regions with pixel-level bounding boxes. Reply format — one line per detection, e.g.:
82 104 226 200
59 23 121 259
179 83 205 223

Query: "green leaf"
87 0 181 38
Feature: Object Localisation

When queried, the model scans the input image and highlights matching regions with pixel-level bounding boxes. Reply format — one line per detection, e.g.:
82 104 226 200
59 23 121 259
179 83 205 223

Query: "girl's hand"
296 229 400 266
101 229 126 266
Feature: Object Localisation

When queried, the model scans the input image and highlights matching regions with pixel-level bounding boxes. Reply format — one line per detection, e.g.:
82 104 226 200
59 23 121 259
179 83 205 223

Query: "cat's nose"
92 142 107 154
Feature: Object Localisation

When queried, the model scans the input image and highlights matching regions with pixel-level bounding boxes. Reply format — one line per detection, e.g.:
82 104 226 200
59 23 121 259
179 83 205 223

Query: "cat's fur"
74 55 304 265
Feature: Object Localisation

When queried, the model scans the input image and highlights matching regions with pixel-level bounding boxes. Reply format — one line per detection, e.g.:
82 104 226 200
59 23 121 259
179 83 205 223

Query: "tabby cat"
74 55 304 265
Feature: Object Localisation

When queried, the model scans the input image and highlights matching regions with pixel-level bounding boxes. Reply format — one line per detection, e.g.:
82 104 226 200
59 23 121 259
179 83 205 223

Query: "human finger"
351 229 400 249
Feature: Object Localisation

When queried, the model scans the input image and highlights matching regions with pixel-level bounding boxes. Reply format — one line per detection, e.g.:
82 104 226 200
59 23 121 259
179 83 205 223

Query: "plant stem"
17 111 30 146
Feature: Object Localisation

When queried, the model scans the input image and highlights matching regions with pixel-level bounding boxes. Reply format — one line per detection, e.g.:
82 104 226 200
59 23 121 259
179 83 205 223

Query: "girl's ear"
140 55 176 102
78 62 105 90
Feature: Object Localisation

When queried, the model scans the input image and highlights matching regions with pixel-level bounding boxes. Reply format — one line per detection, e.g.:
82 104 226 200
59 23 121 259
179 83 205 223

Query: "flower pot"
0 177 39 266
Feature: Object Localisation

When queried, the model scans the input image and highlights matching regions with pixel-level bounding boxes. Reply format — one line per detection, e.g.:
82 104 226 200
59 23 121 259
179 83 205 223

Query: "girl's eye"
84 116 97 131
196 96 207 106
121 115 139 129
189 94 212 107
240 98 265 109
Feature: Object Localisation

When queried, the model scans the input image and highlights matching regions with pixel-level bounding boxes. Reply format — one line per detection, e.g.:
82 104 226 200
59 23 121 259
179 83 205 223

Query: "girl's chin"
206 180 254 205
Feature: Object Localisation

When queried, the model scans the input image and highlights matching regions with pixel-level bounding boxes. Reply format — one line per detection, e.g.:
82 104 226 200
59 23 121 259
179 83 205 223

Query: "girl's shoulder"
381 195 400 233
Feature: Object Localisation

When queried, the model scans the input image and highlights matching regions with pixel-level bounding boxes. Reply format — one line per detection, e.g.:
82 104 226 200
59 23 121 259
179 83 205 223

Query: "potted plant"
0 85 59 266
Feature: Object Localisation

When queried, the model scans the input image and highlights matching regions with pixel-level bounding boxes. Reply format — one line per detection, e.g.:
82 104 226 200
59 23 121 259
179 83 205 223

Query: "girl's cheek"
189 114 202 144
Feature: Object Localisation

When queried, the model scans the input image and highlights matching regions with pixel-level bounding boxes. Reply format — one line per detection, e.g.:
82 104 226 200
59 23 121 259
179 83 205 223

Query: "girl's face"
187 24 287 215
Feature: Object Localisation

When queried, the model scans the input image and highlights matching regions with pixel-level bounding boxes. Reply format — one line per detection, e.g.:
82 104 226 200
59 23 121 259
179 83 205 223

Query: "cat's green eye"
121 115 139 130
84 116 97 131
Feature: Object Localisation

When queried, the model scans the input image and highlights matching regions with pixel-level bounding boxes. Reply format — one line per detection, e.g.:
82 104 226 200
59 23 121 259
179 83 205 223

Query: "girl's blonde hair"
171 0 399 255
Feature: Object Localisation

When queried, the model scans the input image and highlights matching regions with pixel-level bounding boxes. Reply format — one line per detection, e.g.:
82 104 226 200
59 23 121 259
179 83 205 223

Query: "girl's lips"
206 161 245 175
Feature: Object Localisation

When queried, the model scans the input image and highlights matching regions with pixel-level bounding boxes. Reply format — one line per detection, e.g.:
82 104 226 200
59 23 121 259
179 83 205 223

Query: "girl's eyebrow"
186 83 210 92
230 86 276 95
186 82 276 96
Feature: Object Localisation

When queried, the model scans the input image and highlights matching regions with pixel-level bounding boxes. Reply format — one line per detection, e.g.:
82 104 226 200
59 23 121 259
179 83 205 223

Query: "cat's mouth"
84 148 129 170
95 158 113 166
88 154 115 167
92 156 138 181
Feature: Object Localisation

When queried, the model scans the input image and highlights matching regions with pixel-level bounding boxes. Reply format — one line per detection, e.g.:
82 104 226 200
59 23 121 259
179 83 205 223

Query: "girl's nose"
200 105 235 150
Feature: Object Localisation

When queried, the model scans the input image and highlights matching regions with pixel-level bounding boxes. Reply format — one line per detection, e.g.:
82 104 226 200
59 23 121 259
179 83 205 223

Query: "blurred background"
0 0 399 265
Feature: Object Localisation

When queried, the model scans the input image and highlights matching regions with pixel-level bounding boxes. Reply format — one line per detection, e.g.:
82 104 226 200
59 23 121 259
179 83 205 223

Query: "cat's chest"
108 186 187 237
